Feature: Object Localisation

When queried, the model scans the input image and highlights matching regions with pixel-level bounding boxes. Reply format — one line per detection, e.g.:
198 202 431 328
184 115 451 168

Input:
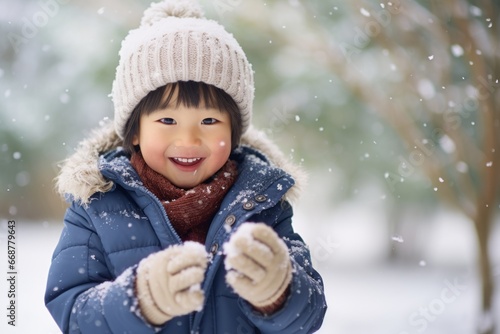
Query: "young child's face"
133 88 232 189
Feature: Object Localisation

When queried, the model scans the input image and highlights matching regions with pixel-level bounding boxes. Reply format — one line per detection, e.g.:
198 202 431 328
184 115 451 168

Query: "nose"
174 124 201 147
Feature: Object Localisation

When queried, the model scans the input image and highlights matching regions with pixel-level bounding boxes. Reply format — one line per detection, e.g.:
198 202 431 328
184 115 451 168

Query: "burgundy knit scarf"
130 152 238 244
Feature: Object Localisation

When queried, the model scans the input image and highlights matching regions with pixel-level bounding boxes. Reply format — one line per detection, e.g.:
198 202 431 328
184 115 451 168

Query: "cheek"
140 135 167 160
211 136 232 160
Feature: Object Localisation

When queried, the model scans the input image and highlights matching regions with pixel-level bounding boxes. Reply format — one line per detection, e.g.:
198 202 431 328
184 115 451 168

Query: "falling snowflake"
360 8 370 17
451 44 464 57
391 235 404 243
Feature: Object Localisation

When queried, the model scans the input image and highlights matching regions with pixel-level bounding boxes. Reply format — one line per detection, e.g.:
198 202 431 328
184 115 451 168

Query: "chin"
172 179 201 190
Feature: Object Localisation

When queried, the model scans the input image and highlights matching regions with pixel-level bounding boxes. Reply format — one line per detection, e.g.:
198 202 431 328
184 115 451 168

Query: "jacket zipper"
112 174 183 244
140 187 183 244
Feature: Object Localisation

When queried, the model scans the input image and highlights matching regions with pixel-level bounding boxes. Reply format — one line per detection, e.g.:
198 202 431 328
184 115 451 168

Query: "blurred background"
0 0 499 333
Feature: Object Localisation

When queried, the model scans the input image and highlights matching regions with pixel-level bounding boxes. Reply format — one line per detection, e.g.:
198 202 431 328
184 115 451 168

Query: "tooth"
173 157 201 163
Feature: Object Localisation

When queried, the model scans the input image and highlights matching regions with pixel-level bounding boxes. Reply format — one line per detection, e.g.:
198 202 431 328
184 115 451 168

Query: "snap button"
225 214 236 226
255 195 267 203
210 243 219 255
243 201 255 210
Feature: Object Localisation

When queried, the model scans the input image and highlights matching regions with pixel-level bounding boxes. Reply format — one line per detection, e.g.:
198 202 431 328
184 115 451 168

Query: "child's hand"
136 241 208 325
223 223 292 310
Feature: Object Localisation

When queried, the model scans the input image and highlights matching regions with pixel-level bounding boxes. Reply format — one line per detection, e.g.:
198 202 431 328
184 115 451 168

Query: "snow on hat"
111 0 255 139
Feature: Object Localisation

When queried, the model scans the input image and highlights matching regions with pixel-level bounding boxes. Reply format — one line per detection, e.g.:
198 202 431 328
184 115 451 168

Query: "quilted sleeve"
44 203 158 334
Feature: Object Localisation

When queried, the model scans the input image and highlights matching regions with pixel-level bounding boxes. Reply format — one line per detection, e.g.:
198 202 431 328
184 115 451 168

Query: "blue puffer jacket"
45 125 326 334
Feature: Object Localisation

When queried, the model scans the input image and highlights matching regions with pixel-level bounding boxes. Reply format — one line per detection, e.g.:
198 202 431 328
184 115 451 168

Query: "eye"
159 118 176 125
201 118 219 125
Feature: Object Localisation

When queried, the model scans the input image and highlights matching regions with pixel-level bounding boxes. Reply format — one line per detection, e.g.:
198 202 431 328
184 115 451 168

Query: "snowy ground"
0 201 499 334
292 185 500 334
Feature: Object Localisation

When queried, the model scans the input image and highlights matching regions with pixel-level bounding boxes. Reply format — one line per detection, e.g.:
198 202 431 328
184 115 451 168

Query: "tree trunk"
474 216 495 334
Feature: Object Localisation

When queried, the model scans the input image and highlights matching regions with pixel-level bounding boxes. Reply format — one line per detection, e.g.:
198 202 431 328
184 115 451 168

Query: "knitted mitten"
136 242 208 325
223 223 292 313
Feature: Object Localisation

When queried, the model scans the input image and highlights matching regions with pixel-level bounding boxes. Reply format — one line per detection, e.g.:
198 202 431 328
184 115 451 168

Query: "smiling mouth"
170 157 204 167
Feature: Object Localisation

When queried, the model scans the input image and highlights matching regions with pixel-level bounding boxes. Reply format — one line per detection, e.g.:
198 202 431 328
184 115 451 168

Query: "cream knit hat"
111 0 255 139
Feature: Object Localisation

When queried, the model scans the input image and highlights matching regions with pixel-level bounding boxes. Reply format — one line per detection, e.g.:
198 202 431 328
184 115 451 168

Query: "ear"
132 134 139 146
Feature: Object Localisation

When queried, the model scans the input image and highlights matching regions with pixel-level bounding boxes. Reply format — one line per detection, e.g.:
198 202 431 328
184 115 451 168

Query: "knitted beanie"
111 0 255 139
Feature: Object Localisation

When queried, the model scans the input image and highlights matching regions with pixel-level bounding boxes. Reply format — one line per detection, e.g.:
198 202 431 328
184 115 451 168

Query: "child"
45 0 327 333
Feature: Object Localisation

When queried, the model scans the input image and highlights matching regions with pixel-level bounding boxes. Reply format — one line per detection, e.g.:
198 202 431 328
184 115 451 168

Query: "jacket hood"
55 122 306 205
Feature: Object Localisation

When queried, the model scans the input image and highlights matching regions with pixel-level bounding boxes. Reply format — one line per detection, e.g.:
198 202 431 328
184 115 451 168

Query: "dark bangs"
123 81 242 153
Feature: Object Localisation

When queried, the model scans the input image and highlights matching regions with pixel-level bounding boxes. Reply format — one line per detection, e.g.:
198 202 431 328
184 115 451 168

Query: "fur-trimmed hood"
55 122 306 205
